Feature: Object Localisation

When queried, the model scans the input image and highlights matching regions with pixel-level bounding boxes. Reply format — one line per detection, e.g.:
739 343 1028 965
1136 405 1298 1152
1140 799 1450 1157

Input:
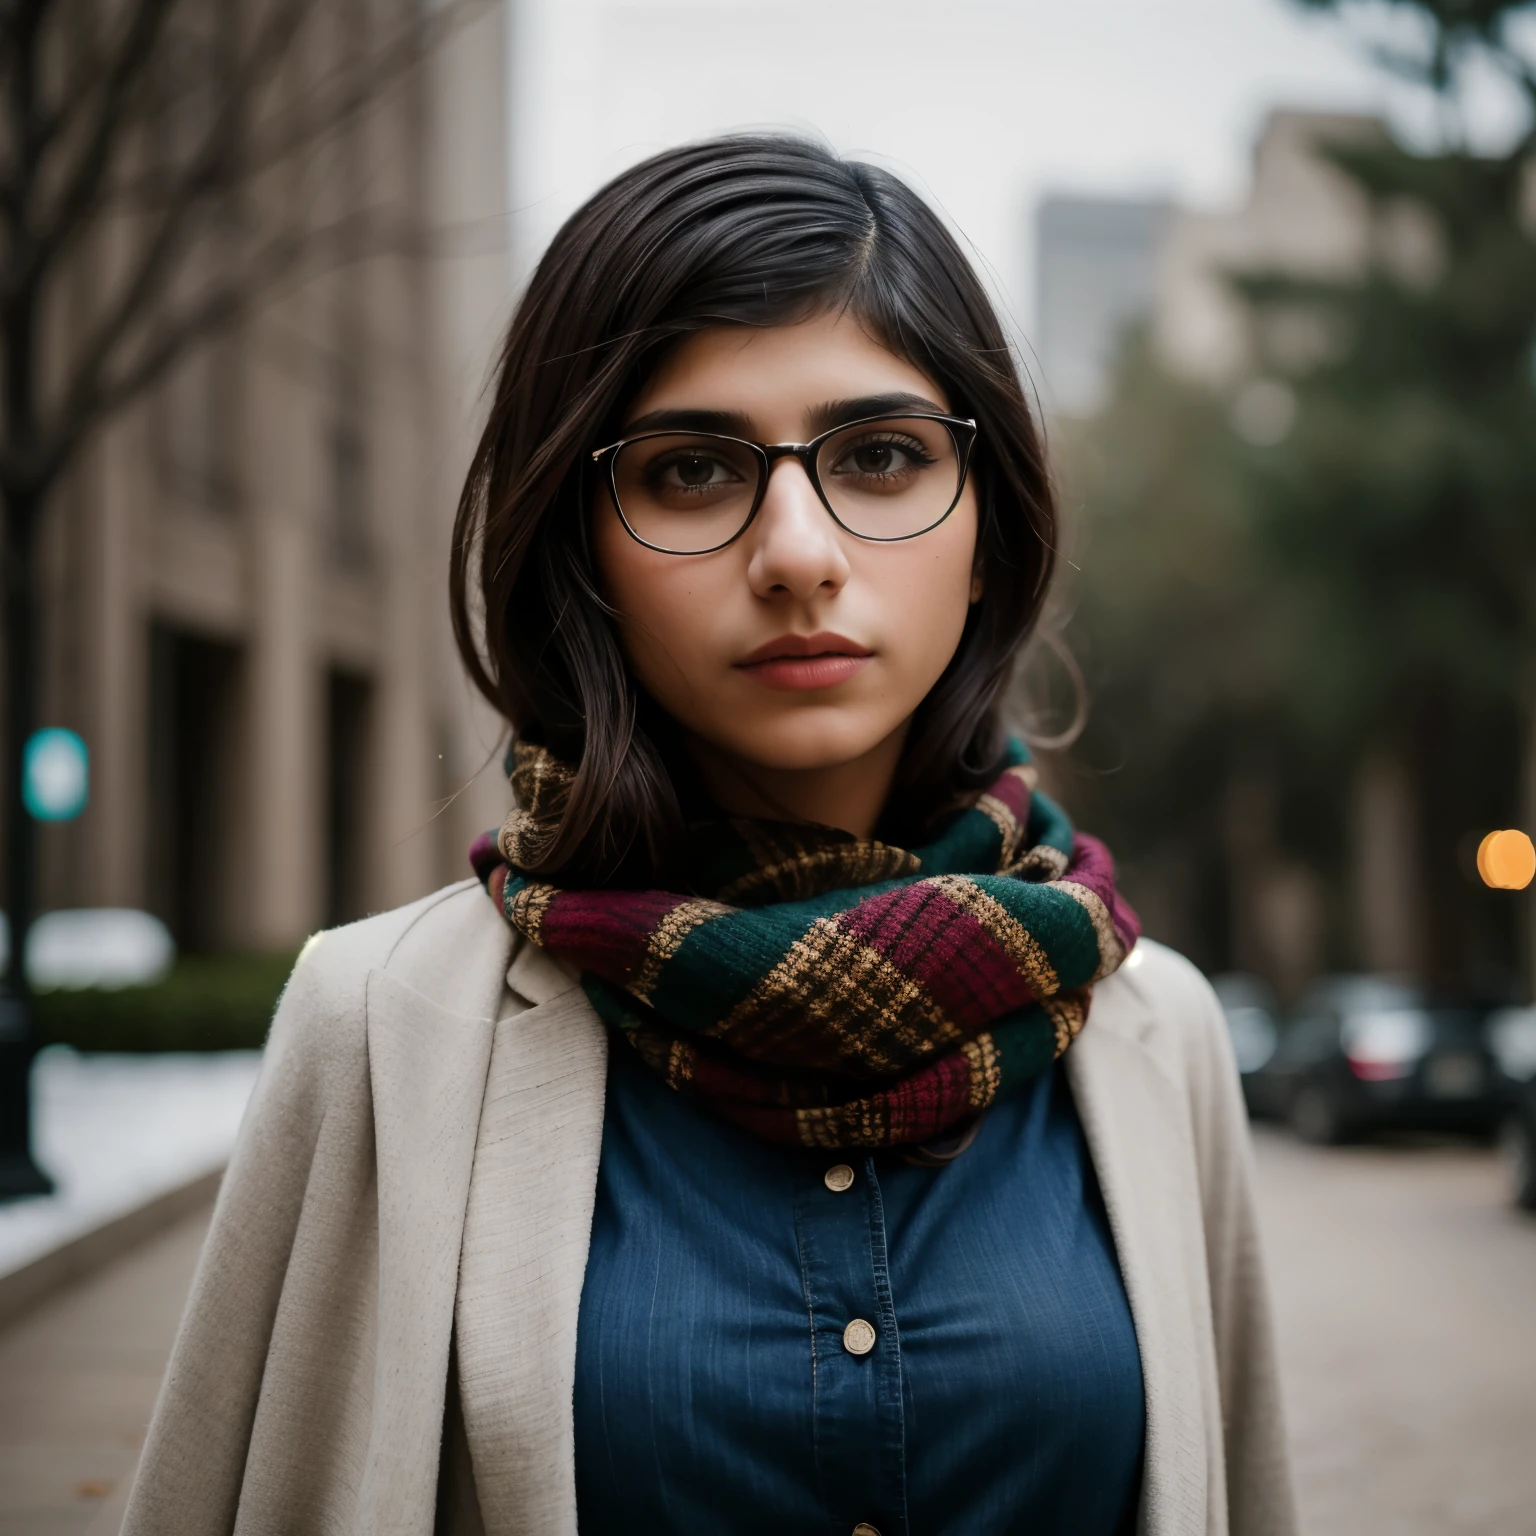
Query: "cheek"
592 505 722 682
869 511 979 680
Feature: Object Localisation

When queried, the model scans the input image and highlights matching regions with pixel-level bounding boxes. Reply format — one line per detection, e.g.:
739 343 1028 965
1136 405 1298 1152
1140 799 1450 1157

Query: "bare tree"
0 0 470 1196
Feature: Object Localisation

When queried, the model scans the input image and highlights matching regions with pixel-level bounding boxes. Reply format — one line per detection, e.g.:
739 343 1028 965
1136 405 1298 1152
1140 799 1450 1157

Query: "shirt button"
824 1163 855 1192
842 1318 877 1355
853 1525 882 1536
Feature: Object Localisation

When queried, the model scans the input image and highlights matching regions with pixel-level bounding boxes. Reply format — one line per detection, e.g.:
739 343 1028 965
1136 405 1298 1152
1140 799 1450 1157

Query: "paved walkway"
1253 1127 1536 1536
1 1131 1534 1533
0 1204 211 1535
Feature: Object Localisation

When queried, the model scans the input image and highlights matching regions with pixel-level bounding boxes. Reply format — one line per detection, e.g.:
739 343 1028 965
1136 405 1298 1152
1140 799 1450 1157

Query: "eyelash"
833 433 936 467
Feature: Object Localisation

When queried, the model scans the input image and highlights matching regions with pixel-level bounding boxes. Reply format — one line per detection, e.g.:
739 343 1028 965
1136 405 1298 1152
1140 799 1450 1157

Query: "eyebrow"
620 391 951 441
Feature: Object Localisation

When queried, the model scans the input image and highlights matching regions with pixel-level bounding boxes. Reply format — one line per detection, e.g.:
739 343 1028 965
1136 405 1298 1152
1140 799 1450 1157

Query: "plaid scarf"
470 741 1140 1150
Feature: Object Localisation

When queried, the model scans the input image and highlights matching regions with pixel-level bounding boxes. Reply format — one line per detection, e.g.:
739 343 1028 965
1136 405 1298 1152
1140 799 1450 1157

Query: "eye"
672 454 722 487
829 433 936 480
647 449 746 493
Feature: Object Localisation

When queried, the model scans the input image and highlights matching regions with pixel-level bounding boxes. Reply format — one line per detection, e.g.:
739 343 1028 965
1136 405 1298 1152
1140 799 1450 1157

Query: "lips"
736 632 872 667
734 632 873 692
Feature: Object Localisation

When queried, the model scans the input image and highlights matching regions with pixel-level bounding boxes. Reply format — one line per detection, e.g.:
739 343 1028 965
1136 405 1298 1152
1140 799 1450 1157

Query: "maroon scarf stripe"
834 881 1043 1023
1063 833 1143 957
533 887 700 984
985 764 1034 825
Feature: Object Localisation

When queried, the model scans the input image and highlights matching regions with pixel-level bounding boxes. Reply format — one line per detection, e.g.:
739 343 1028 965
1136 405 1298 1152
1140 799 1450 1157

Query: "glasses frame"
590 411 979 555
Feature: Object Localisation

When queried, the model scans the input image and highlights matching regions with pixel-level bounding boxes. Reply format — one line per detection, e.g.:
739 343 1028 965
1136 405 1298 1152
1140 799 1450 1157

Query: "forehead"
630 310 950 422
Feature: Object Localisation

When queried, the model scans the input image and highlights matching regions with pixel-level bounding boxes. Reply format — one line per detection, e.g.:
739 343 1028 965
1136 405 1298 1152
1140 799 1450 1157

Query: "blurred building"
34 2 514 955
1035 108 1386 411
1155 108 1388 385
1036 108 1411 993
1034 196 1173 416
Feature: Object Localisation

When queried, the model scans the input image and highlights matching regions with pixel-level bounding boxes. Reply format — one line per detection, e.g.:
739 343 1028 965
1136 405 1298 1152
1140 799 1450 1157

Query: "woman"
124 137 1295 1536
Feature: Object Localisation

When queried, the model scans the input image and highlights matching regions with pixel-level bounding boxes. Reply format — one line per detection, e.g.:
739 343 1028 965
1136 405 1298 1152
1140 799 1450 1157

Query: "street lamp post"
0 726 91 1198
0 485 52 1198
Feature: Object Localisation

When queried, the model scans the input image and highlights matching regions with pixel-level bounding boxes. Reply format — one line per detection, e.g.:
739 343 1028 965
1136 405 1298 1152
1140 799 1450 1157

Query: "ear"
969 565 984 604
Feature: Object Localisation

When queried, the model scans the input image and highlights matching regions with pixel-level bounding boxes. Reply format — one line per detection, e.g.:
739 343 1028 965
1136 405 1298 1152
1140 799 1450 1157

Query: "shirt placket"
795 1154 909 1536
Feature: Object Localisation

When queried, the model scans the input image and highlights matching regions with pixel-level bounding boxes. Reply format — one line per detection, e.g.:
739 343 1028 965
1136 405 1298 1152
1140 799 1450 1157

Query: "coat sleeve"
121 932 378 1536
1178 961 1300 1536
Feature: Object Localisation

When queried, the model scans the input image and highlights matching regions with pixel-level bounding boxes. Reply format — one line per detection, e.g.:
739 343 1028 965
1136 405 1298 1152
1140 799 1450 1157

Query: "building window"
147 623 243 953
325 668 374 926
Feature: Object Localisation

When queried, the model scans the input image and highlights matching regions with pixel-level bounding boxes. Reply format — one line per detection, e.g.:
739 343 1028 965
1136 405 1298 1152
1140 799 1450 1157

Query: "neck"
683 722 910 838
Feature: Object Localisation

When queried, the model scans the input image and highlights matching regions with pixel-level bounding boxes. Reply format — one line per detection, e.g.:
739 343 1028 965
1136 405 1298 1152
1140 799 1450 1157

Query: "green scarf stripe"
1026 791 1077 856
646 867 1009 1027
647 901 848 1030
990 1009 1063 1093
966 875 1106 986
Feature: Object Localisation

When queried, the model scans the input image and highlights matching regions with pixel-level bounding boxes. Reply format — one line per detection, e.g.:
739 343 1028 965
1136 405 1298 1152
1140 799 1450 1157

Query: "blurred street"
1253 1128 1536 1536
1 1132 1534 1534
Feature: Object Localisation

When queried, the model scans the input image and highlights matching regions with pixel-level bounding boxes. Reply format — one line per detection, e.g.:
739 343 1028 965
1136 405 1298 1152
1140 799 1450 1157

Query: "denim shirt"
573 1043 1145 1536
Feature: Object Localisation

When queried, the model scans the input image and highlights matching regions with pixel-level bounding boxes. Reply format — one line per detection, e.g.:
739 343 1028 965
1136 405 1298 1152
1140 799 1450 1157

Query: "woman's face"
591 310 981 798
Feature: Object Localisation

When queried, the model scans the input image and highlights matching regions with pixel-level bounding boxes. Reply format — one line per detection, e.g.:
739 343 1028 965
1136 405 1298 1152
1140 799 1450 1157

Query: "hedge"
34 951 300 1053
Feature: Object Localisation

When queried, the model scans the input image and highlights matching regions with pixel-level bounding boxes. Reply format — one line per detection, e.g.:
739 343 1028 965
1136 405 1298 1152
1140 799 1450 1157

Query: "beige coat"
122 877 1298 1536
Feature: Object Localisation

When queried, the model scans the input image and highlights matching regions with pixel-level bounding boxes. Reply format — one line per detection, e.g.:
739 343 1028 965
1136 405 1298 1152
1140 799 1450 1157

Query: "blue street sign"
23 729 89 821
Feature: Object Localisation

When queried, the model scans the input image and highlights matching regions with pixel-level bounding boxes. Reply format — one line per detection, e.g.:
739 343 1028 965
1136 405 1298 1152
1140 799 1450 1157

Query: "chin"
713 710 896 773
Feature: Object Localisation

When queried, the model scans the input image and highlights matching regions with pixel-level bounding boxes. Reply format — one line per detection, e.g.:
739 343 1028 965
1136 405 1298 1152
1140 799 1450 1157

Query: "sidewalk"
0 1048 258 1533
0 1201 212 1535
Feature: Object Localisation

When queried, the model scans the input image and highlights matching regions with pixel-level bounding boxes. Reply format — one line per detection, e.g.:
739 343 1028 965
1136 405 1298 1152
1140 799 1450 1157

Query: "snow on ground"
0 1046 264 1277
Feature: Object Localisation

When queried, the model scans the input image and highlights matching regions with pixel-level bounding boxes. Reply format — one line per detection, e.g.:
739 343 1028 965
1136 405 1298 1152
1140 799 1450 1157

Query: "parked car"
1488 1005 1536 1210
1209 973 1281 1113
1243 975 1502 1145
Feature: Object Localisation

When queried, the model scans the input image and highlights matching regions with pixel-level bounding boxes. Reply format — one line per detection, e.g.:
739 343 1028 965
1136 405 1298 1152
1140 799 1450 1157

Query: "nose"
744 457 851 601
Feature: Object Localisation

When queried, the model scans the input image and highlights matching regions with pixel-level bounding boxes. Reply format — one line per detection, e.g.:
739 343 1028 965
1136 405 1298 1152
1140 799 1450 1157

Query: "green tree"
1059 0 1536 991
1233 1 1536 984
1050 337 1274 972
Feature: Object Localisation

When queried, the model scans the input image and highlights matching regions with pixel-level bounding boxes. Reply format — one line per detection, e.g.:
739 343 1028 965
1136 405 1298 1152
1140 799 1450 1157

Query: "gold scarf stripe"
974 794 1021 862
1007 844 1070 879
715 915 962 1074
961 1032 1003 1109
509 740 575 805
629 897 734 1003
630 1031 699 1089
925 874 1060 1000
667 1035 696 1087
1050 879 1128 981
498 809 549 869
974 761 1038 866
1043 992 1088 1055
717 916 961 1071
795 1097 891 1150
507 880 558 945
717 839 918 906
500 745 576 866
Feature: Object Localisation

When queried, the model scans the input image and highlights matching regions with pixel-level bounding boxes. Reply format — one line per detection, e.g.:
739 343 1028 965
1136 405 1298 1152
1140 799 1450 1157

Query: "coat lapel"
454 950 610 1536
358 966 501 1535
1067 971 1219 1536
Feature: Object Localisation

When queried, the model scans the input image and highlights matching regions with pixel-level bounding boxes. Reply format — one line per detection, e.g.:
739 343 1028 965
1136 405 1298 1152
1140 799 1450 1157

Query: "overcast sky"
506 0 1528 340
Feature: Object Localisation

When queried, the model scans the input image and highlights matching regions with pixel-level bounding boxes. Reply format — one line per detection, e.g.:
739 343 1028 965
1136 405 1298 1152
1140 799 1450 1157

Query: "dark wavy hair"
449 134 1058 884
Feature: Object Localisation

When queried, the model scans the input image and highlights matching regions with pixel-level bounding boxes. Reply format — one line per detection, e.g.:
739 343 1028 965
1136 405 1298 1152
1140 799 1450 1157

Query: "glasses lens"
611 434 761 553
815 416 962 539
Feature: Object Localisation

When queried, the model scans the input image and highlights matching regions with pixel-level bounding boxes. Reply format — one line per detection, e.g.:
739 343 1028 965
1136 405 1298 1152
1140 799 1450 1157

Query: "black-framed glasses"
590 412 978 555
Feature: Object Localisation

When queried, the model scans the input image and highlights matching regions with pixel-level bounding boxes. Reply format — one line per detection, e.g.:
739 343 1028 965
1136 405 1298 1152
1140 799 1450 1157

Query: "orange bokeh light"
1477 830 1536 891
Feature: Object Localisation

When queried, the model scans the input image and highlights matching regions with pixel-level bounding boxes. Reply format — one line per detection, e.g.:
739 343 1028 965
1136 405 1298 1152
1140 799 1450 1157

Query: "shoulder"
1089 938 1238 1102
268 879 516 1065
